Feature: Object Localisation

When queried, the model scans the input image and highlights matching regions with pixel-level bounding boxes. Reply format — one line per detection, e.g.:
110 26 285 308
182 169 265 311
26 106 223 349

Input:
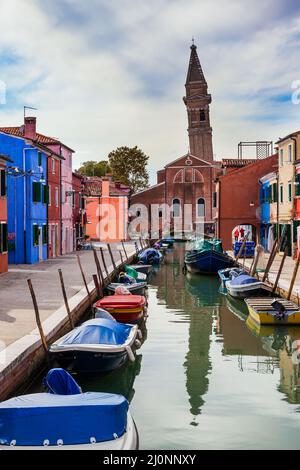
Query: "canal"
31 243 300 449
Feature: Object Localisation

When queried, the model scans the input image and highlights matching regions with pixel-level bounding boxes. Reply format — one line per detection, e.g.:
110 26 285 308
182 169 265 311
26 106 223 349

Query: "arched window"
200 109 206 122
172 198 181 218
193 170 204 183
197 198 205 217
173 170 183 183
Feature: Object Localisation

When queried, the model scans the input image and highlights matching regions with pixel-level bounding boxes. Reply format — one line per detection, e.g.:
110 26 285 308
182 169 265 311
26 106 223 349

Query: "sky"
0 0 300 184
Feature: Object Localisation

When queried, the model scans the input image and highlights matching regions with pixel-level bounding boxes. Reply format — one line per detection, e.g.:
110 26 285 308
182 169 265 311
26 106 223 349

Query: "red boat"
94 295 146 323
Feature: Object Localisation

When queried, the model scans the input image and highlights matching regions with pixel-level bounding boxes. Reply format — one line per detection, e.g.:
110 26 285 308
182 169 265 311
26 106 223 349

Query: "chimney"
115 181 121 189
24 117 37 140
102 178 110 197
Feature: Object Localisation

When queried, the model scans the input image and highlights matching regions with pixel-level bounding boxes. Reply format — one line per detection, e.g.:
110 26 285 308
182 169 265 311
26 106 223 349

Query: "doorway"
38 226 43 261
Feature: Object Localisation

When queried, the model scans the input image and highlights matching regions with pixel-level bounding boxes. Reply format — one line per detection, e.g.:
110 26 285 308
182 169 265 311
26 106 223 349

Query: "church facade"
131 44 221 237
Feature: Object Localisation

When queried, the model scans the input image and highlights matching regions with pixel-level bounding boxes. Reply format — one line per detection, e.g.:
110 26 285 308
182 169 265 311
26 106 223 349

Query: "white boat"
0 369 139 450
226 274 272 300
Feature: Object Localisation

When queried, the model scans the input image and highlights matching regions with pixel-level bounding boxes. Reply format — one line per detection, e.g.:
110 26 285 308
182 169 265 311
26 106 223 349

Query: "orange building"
85 176 130 242
0 154 12 274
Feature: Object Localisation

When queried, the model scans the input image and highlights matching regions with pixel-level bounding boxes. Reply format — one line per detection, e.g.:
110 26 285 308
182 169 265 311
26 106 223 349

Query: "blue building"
0 130 49 264
259 172 277 251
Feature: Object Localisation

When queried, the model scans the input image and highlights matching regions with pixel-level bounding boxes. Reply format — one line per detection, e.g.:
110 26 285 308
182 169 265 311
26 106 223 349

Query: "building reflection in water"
151 245 215 424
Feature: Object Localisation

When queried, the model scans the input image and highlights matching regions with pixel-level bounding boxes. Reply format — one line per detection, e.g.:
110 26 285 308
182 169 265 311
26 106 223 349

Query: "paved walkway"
234 251 300 302
0 242 137 347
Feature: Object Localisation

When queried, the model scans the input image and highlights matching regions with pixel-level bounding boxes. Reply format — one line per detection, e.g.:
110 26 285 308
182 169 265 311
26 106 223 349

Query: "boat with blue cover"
226 274 272 300
138 248 163 265
218 267 245 287
0 368 138 450
185 238 234 274
49 318 142 374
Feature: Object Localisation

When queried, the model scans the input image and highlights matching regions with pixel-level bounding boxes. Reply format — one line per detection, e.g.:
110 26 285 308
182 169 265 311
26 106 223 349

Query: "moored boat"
0 368 139 450
245 297 300 326
138 248 163 265
49 319 141 374
124 265 147 283
218 267 245 287
94 295 146 324
185 238 234 274
107 281 147 296
226 274 272 299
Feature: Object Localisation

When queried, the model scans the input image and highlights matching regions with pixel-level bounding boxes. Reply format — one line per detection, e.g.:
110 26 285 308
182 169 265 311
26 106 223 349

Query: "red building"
0 154 11 274
48 152 62 258
72 172 85 250
216 154 278 250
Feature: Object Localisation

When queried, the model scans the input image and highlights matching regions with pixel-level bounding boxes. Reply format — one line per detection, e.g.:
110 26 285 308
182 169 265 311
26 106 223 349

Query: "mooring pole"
27 279 48 353
99 247 111 283
272 248 288 294
93 274 103 298
122 241 129 262
288 252 300 300
58 269 74 329
77 254 92 305
235 231 250 265
262 240 278 283
107 243 117 272
119 250 124 266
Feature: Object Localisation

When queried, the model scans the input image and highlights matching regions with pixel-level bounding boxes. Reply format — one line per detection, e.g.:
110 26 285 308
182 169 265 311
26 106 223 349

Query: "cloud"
0 0 299 182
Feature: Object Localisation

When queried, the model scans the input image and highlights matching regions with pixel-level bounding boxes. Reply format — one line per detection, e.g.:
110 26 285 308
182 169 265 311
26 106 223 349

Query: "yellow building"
277 131 300 256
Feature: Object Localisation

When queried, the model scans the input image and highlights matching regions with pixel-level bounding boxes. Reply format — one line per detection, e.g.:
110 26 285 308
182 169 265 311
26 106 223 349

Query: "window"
197 198 205 217
38 151 42 167
172 198 181 218
288 181 292 202
61 184 65 204
33 225 39 246
280 149 284 166
72 191 75 208
0 169 6 197
280 184 284 204
0 223 8 253
272 183 278 203
158 209 163 218
33 182 42 203
288 144 292 163
42 225 48 245
48 186 51 206
55 187 59 207
42 185 49 204
296 174 300 197
51 158 55 175
213 192 217 208
200 109 206 122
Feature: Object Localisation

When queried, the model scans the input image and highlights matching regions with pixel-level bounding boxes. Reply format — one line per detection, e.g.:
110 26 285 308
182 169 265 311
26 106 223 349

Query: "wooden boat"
0 369 138 450
124 266 147 283
50 319 141 374
245 297 300 325
138 248 163 265
185 249 234 274
94 295 146 324
226 274 272 299
218 267 245 287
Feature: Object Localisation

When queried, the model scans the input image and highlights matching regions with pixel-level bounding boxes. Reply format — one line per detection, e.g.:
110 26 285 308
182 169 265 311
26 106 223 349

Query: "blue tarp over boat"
56 319 132 347
230 274 258 286
0 392 128 446
138 248 162 265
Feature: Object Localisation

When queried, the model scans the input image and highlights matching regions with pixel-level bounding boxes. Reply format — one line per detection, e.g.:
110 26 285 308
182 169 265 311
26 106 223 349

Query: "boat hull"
226 283 272 300
130 264 152 275
247 304 300 325
107 283 147 296
185 250 234 274
105 308 145 324
0 412 138 451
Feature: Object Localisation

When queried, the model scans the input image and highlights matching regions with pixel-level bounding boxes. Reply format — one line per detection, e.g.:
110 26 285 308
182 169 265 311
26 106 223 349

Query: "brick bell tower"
183 43 213 162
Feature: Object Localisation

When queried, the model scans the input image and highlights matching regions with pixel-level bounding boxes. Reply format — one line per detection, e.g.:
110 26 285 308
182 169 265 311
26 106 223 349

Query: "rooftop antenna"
191 36 195 46
24 106 38 119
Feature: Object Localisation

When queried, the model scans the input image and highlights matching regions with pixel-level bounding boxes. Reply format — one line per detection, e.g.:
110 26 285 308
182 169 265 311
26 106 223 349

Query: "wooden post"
93 274 103 298
250 245 263 277
262 240 278 282
119 250 124 266
77 254 92 305
27 279 48 353
235 231 250 265
288 252 300 300
58 269 74 329
93 248 104 284
99 247 111 282
272 248 288 294
122 241 129 262
107 243 117 272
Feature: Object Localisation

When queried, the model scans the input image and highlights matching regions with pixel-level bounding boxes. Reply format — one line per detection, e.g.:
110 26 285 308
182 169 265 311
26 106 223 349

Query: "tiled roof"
0 126 74 152
84 178 130 197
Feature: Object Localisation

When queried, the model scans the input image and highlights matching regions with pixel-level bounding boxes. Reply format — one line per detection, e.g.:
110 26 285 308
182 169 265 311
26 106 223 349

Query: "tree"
108 146 149 193
77 160 111 177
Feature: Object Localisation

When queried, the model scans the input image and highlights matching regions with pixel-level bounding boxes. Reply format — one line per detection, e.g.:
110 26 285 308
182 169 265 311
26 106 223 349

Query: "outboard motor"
271 300 287 320
43 368 82 395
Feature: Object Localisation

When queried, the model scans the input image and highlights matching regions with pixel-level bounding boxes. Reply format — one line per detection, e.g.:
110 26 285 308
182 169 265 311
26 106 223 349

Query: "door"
52 225 56 258
38 227 43 261
65 227 69 253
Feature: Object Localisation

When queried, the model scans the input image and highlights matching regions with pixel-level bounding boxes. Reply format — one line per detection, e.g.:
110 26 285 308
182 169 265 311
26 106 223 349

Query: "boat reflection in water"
246 316 300 404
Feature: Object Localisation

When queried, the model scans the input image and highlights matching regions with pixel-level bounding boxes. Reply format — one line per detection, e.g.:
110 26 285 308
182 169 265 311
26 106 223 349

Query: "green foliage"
77 160 111 177
108 146 149 193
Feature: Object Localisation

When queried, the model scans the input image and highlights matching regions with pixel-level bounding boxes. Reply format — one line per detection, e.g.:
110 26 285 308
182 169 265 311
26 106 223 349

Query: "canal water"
32 244 300 449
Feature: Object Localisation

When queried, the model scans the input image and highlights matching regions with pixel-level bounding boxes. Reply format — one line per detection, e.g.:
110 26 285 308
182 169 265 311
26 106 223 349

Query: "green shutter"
273 183 278 203
296 175 300 197
0 170 6 197
42 225 48 244
38 152 42 167
33 182 42 203
43 185 49 204
2 224 7 252
213 192 217 208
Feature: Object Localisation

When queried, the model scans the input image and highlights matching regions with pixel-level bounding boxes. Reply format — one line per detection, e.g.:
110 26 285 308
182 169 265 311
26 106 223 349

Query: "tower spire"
183 43 213 162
